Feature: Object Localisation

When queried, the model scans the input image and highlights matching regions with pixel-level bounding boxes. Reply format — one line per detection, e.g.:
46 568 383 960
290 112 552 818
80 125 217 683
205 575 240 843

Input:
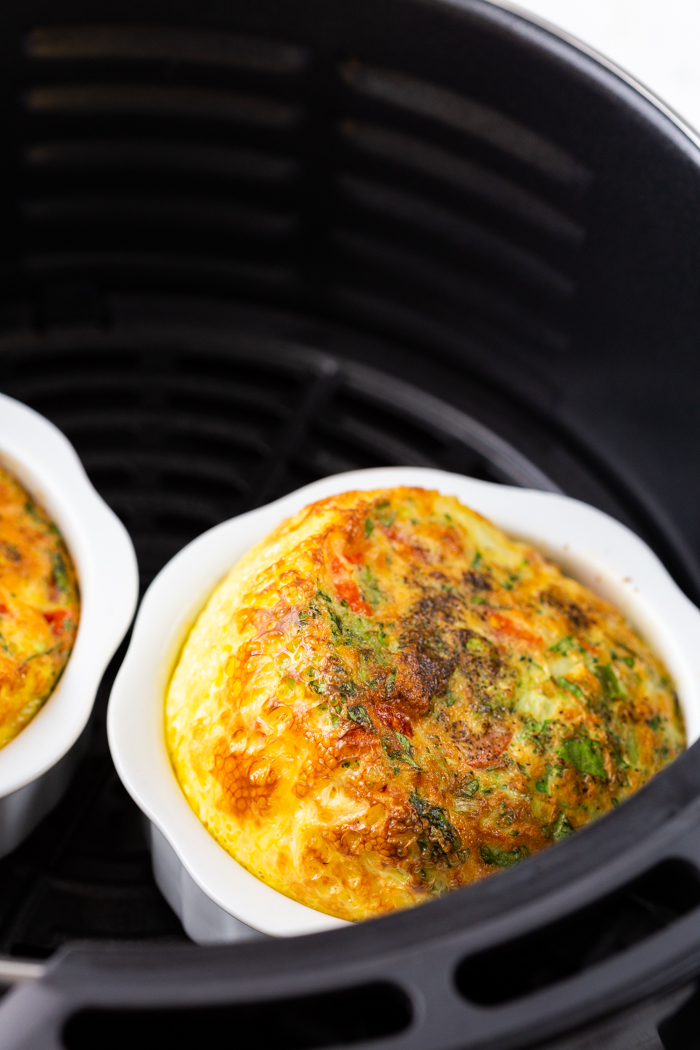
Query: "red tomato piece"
43 609 69 636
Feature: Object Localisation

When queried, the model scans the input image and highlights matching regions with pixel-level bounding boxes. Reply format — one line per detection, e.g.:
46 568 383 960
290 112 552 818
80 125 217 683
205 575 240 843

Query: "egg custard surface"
0 466 80 748
166 487 684 921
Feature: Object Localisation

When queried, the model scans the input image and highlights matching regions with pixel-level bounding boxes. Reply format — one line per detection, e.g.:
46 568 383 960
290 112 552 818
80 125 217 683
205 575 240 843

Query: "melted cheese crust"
166 488 685 921
0 466 80 748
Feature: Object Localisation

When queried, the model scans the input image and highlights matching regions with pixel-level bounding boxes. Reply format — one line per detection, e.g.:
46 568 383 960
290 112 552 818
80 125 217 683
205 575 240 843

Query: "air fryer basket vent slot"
18 22 588 364
61 982 412 1050
0 334 556 588
456 859 700 1006
25 25 309 74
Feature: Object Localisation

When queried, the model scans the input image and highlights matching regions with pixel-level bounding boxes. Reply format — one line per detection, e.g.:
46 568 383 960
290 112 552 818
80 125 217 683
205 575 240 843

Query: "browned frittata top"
166 488 684 921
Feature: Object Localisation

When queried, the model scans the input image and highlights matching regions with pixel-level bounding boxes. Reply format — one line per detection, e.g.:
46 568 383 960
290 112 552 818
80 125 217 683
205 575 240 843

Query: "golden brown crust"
166 488 685 921
0 466 80 747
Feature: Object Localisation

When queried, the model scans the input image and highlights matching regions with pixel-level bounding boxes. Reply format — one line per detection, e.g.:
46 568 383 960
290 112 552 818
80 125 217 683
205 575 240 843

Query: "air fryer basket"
1 0 700 1047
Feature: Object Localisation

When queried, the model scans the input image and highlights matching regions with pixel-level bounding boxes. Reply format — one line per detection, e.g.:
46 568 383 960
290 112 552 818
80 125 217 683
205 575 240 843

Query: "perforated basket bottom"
0 295 686 958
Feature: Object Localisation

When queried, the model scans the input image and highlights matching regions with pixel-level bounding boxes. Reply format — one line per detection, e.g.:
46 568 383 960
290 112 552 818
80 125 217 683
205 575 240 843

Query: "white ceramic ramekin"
0 392 138 856
108 466 700 943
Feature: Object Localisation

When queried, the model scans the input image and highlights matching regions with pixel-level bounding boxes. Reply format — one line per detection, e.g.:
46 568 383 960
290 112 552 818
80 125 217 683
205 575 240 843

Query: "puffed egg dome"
166 487 684 921
0 465 80 749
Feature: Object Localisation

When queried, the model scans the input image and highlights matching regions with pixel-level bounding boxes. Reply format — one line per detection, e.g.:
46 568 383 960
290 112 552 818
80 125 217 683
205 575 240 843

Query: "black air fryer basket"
1 1 700 1047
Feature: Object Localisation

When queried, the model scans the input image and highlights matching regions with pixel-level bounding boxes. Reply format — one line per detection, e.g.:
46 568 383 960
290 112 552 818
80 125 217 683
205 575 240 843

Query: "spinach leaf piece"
480 844 529 867
559 736 607 779
595 663 626 700
347 704 375 733
556 676 584 700
535 766 551 794
385 732 422 770
410 793 461 850
551 813 575 841
409 791 425 816
424 805 462 851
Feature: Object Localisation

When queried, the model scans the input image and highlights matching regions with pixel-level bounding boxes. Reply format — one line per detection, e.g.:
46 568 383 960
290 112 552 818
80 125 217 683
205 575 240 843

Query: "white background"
500 0 700 133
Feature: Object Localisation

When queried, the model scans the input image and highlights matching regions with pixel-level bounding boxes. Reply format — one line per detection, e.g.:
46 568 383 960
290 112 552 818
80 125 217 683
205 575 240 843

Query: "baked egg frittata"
166 487 685 921
0 465 80 748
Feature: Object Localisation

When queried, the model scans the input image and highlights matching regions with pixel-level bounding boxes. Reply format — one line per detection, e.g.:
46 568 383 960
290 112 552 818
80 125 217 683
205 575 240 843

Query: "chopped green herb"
472 551 482 569
551 813 575 841
384 732 422 770
364 518 374 539
466 636 490 653
50 552 70 593
595 663 626 700
24 500 45 524
625 726 640 767
535 765 552 794
377 507 397 527
556 676 584 700
559 735 607 779
460 779 479 798
425 806 462 851
480 844 529 867
522 717 554 754
359 565 385 608
549 635 585 656
647 714 662 733
307 671 326 695
347 704 375 732
410 793 461 850
322 592 393 663
445 690 459 707
613 640 637 667
409 791 425 815
23 644 60 664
